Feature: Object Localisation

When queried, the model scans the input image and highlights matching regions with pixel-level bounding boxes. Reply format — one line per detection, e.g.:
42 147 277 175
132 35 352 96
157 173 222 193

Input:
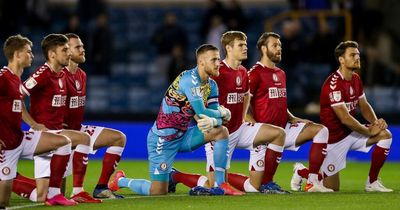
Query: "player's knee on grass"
150 182 168 195
323 174 340 191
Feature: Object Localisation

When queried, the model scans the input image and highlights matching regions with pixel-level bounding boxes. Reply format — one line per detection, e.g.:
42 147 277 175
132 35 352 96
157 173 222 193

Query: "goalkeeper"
107 44 243 196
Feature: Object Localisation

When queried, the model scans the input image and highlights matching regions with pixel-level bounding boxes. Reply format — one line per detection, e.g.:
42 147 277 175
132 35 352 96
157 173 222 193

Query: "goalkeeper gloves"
218 106 231 122
197 114 217 133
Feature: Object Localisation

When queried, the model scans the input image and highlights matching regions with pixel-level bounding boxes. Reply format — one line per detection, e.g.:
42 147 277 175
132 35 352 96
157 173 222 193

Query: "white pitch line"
7 194 188 210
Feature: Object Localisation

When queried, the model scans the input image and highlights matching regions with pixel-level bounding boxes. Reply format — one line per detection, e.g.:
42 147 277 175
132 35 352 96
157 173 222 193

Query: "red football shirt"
212 61 249 133
248 62 288 128
320 70 364 144
0 67 24 150
21 63 67 130
63 67 86 130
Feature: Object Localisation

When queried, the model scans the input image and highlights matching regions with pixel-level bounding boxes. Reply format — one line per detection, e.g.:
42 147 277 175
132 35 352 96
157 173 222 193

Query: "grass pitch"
9 159 400 210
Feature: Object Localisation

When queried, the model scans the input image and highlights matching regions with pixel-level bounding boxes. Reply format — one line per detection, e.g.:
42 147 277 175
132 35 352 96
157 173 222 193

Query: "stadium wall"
70 121 400 162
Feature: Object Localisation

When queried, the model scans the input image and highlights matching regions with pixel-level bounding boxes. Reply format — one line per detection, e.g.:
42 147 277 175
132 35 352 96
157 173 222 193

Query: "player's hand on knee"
368 124 381 136
31 123 48 131
197 114 217 133
374 118 387 130
218 106 231 122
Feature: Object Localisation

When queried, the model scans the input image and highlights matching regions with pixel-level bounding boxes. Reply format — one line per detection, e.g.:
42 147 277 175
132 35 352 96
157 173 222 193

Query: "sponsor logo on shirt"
227 92 245 104
268 87 286 99
52 95 67 107
12 100 22 112
69 96 86 108
25 77 37 89
191 87 203 97
345 100 358 112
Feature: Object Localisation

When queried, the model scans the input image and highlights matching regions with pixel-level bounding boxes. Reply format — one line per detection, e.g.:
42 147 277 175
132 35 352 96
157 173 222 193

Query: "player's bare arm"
332 104 380 136
21 102 48 131
245 106 257 123
358 97 378 124
358 97 387 130
242 92 250 122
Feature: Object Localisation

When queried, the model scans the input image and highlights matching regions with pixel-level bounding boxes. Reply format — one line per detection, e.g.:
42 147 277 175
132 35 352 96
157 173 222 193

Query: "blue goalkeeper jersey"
151 67 220 141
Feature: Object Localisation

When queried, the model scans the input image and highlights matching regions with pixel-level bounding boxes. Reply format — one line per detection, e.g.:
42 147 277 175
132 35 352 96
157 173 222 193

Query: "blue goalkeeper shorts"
147 126 205 182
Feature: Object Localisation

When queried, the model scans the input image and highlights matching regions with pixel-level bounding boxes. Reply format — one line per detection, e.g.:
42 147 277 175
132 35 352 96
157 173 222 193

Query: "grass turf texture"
9 160 400 210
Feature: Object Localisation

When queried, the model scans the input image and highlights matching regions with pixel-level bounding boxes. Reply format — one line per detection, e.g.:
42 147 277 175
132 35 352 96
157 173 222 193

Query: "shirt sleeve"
180 74 222 119
327 81 345 107
0 75 6 95
21 67 48 96
248 68 259 96
243 70 250 93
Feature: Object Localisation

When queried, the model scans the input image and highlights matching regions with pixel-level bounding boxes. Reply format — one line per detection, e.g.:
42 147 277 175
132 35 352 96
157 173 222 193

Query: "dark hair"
221 31 247 55
3 34 32 61
65 33 80 40
334 41 359 62
195 44 219 58
41 34 69 60
256 32 280 56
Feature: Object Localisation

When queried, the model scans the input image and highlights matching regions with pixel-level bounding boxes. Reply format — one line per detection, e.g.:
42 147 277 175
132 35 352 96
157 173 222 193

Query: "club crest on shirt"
272 73 279 82
160 162 168 171
58 78 63 89
75 80 81 90
2 167 10 175
332 91 342 102
25 77 37 89
256 160 264 167
236 76 242 87
327 164 335 172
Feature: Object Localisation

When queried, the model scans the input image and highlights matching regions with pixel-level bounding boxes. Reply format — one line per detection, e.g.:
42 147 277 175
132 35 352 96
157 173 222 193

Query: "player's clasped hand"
368 123 381 136
218 106 231 122
197 114 217 133
373 118 388 130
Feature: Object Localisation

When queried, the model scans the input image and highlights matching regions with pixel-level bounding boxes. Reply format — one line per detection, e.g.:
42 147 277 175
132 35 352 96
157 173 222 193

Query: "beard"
205 67 219 77
348 62 361 71
267 50 281 63
72 55 85 64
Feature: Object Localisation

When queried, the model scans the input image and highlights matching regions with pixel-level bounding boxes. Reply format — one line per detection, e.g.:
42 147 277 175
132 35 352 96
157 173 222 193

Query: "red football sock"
15 172 36 185
262 148 282 184
73 151 88 187
49 154 70 188
173 171 202 188
97 152 121 185
369 146 389 183
297 168 309 179
227 173 248 191
308 143 327 174
13 175 36 198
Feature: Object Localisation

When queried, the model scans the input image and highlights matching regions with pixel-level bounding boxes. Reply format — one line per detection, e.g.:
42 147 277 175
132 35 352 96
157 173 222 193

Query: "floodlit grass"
9 160 400 210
